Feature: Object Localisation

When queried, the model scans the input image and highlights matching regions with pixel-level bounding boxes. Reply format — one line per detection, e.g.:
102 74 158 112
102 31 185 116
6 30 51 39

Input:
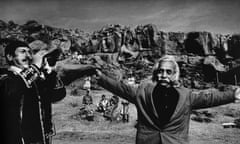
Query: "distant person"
93 55 240 144
83 76 91 91
127 71 137 87
120 99 130 122
80 90 95 121
107 95 119 107
127 76 135 85
82 89 93 105
97 94 109 113
104 95 119 121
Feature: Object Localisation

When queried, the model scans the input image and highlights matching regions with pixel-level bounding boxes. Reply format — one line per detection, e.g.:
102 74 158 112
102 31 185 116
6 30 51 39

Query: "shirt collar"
8 65 23 75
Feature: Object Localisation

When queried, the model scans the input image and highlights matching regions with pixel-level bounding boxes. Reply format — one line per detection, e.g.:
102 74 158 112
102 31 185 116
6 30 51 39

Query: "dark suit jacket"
97 74 235 144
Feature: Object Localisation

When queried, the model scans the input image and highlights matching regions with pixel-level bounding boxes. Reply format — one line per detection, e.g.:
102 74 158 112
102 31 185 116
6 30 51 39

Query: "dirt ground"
51 89 240 144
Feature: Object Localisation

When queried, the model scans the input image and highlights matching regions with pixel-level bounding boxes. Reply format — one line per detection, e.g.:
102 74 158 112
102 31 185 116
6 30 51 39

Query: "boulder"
167 32 186 55
60 37 71 53
228 34 240 59
49 37 71 54
23 20 43 33
0 20 7 31
185 32 215 56
29 40 48 53
203 56 226 72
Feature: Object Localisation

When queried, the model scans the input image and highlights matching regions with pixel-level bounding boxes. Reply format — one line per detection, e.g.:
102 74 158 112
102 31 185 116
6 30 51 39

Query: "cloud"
0 0 240 34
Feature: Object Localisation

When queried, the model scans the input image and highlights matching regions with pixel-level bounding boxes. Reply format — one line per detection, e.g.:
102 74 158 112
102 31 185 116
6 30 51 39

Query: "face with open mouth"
12 47 33 69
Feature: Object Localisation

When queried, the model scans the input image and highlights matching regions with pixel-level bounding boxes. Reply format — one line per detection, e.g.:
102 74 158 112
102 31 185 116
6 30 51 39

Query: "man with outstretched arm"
1 40 66 144
93 55 240 144
1 40 102 144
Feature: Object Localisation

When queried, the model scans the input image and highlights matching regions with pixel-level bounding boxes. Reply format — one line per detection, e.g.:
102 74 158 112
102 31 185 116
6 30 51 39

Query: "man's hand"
32 49 49 68
95 69 102 77
56 63 99 85
235 87 240 103
42 57 54 74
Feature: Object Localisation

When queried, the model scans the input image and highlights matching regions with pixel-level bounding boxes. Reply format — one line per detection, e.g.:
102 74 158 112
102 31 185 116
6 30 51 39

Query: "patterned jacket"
2 65 66 144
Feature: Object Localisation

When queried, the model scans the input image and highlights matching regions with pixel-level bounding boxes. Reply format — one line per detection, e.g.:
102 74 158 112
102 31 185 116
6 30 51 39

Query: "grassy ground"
52 89 240 144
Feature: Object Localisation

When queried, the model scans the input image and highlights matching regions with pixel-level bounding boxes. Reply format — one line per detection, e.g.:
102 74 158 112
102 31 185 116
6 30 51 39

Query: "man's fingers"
234 88 240 103
35 50 48 57
235 88 240 99
36 48 57 57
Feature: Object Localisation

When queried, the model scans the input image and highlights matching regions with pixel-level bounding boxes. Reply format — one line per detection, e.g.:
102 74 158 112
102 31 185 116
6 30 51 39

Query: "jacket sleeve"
56 64 96 85
3 75 26 144
44 71 66 103
97 74 137 104
190 88 235 110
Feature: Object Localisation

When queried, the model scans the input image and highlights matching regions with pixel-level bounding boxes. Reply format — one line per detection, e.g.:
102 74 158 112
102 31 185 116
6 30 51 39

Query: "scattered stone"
191 110 215 123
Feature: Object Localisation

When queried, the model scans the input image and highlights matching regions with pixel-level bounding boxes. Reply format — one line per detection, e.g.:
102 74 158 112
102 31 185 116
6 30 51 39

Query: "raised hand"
32 49 49 68
56 63 98 85
235 87 240 102
42 57 54 74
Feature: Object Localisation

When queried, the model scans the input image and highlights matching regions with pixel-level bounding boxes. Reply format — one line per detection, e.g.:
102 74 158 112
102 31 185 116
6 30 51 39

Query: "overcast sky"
0 0 240 34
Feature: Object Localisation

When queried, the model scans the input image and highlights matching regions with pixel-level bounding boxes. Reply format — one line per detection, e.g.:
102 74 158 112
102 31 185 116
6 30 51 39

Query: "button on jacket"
2 69 66 144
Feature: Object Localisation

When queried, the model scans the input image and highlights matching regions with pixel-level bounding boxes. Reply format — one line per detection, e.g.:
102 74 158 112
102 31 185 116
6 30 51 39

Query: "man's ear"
6 54 13 62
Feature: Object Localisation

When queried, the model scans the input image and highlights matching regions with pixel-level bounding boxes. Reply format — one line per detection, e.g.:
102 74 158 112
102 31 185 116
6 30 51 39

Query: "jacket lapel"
169 87 189 121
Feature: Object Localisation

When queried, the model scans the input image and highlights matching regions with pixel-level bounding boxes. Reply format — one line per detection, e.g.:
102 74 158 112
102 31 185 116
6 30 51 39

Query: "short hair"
152 55 180 86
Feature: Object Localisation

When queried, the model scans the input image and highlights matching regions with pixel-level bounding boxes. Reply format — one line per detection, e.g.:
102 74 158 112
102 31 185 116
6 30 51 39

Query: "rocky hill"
0 20 240 89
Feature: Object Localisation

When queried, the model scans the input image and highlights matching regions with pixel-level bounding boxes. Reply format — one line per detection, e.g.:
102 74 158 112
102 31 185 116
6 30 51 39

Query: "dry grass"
52 88 240 144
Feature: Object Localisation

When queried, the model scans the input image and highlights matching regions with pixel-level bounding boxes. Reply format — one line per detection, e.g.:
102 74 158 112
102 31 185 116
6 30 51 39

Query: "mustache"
158 79 170 83
22 57 32 62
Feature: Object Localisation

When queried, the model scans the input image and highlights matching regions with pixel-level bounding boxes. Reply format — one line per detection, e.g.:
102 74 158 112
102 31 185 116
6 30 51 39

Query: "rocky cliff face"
0 20 239 88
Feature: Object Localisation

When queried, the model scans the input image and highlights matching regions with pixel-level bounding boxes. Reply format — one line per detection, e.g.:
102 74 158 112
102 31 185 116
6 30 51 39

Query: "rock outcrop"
0 20 239 88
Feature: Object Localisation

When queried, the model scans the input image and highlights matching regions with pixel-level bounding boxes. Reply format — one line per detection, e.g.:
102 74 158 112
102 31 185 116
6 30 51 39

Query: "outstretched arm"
56 63 97 85
95 69 137 104
190 87 239 110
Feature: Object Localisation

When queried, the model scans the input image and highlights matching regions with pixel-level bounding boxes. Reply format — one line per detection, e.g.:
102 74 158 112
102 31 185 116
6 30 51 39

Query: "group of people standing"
1 40 240 144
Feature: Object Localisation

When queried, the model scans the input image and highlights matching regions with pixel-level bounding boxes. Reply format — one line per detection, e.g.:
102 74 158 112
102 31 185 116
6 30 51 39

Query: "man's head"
152 55 180 87
102 94 106 99
86 89 90 95
5 40 32 69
